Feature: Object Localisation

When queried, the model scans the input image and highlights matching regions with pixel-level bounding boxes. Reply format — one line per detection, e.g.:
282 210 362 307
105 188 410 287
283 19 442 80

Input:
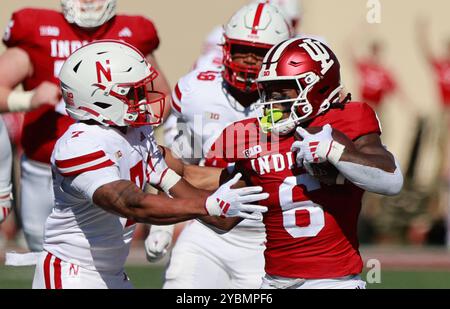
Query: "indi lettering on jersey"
250 152 297 175
96 60 112 83
50 39 89 58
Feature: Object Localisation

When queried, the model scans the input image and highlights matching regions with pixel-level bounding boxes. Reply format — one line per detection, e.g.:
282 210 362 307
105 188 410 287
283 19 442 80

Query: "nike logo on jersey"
119 27 133 38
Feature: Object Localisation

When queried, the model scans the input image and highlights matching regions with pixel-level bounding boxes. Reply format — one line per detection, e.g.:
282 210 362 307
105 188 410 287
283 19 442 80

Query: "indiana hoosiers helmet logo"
61 0 117 28
59 40 165 127
222 2 291 93
255 37 342 135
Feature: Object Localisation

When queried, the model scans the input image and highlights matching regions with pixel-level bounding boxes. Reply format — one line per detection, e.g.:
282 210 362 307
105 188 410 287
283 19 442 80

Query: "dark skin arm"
93 179 208 225
310 132 397 185
158 146 245 231
340 133 396 172
159 146 222 191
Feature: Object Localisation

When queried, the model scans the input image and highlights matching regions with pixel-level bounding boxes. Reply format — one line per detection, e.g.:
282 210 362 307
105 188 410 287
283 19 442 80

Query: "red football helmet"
222 2 291 93
255 37 342 134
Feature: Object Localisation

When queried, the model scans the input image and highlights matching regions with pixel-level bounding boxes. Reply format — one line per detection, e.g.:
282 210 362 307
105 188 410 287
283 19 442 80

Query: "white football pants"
20 156 54 251
261 274 367 289
163 220 265 289
32 251 133 289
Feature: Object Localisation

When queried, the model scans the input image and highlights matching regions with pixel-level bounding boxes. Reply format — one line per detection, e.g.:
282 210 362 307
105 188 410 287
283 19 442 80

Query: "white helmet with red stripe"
223 2 291 92
61 0 117 28
255 0 302 32
59 40 165 127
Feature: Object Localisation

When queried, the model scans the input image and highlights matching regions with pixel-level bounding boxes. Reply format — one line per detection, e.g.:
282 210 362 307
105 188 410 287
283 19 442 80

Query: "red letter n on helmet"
96 60 112 83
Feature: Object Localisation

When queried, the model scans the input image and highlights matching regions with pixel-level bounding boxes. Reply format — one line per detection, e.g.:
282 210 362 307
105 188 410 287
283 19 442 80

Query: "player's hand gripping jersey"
207 102 381 279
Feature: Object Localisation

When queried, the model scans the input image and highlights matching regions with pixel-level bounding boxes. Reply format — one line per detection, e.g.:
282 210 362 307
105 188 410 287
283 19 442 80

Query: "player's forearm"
197 216 242 233
335 150 403 196
93 180 208 224
339 148 396 173
183 165 222 190
136 193 208 222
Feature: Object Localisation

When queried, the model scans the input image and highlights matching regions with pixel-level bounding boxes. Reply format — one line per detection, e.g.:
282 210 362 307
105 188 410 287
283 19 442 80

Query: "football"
294 126 354 185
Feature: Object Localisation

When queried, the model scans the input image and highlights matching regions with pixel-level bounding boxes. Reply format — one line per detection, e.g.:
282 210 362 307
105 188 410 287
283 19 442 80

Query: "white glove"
144 225 174 263
291 124 345 168
205 173 269 220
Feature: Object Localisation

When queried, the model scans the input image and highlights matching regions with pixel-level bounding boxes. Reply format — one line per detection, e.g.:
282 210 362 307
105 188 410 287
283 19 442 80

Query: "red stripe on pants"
43 253 52 289
53 257 62 289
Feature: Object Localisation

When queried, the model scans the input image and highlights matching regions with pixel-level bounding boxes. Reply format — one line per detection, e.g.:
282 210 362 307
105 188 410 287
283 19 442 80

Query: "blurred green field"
1 265 450 289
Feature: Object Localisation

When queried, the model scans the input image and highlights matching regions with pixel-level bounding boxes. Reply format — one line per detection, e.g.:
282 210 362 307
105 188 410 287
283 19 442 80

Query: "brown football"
294 126 354 185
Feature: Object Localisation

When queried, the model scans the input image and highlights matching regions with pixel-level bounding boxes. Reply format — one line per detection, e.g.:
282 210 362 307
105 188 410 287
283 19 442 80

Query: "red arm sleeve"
137 16 160 55
2 9 35 49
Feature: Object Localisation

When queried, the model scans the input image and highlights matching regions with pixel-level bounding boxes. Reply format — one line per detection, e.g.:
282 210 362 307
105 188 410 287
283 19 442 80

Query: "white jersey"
45 122 168 273
171 69 260 164
170 69 265 245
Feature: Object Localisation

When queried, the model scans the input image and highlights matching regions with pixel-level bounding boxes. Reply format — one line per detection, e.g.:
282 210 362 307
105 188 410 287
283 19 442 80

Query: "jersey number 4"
279 174 325 238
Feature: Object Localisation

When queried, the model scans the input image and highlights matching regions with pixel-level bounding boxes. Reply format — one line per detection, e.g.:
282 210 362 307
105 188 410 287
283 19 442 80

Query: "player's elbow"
369 167 404 196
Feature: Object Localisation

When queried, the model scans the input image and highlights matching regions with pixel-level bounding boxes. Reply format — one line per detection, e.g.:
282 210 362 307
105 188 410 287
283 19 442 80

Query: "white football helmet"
255 0 302 32
59 40 165 127
223 2 291 92
61 0 117 28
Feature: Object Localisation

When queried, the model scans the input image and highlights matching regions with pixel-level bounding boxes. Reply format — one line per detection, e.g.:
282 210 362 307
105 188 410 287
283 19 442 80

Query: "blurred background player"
347 39 400 111
0 116 13 225
206 37 403 288
147 3 291 289
0 0 172 252
416 17 450 246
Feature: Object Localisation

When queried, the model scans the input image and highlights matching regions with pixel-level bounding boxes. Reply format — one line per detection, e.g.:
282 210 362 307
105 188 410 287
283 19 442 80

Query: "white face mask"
61 0 117 28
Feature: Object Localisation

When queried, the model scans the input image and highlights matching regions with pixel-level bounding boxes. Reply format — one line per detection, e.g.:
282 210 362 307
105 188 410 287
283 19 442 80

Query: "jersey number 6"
279 174 325 238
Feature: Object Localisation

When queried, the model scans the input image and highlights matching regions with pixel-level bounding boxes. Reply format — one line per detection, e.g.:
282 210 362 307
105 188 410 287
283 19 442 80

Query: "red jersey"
2 8 160 163
356 60 397 107
431 59 450 106
207 102 381 279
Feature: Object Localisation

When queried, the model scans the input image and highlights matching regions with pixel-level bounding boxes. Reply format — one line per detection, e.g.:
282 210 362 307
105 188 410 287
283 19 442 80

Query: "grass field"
1 265 450 289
